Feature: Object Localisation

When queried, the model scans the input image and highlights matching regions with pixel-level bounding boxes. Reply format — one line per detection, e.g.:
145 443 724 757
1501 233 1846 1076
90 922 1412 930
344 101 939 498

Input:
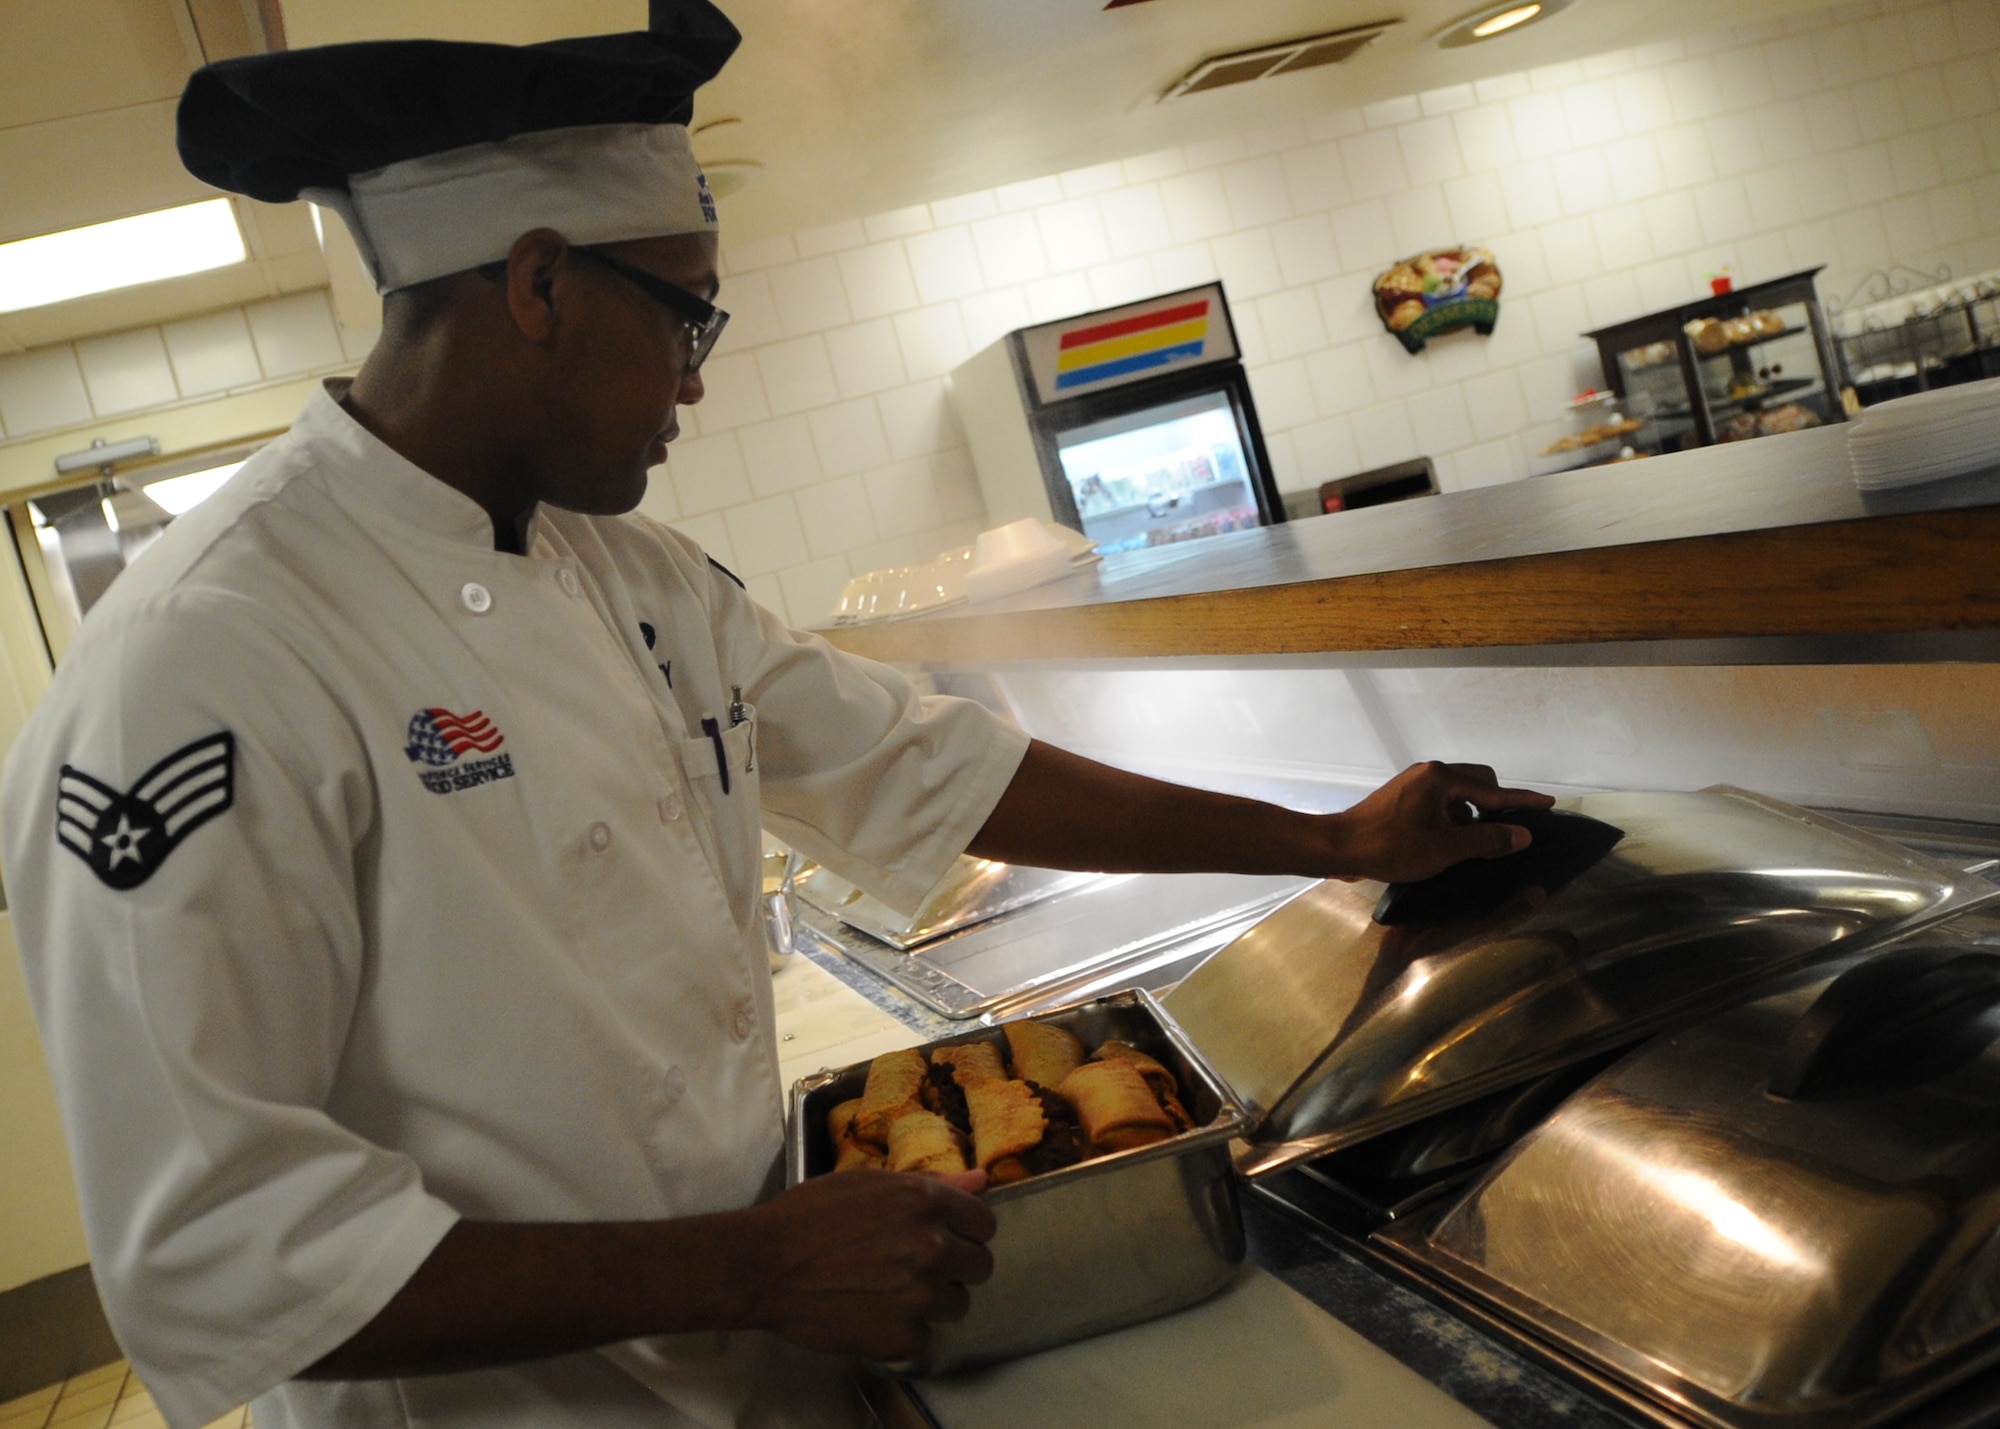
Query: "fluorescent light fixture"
1473 3 1542 36
0 200 247 313
1435 0 1573 46
142 462 244 515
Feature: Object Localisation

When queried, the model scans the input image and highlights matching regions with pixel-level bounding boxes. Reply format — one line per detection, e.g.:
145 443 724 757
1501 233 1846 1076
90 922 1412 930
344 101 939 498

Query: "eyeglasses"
572 247 729 372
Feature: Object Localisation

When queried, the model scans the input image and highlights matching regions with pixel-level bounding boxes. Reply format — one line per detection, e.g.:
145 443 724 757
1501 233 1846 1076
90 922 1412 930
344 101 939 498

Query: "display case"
1835 275 2000 406
1585 268 1847 453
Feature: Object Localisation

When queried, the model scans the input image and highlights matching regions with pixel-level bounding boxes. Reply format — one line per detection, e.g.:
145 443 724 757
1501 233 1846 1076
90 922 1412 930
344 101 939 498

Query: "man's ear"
502 228 570 342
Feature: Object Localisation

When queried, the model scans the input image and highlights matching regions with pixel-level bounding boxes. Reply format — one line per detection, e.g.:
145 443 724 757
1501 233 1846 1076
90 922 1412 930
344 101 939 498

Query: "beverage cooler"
950 284 1285 555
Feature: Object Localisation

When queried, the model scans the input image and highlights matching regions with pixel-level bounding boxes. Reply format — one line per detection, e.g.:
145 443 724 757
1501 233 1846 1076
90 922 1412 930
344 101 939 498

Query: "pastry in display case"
1532 388 1649 474
1584 268 1846 452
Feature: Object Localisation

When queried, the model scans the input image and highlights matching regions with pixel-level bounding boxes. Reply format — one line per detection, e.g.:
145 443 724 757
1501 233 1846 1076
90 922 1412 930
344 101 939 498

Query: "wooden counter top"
821 428 2000 669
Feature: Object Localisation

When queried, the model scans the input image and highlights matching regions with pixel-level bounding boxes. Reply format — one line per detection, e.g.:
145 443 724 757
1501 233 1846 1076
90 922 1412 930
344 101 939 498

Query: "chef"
0 5 1551 1428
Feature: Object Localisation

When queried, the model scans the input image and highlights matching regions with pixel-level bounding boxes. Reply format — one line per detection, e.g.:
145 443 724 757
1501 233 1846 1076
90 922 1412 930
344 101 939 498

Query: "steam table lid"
1389 904 2000 1426
1161 786 1990 1177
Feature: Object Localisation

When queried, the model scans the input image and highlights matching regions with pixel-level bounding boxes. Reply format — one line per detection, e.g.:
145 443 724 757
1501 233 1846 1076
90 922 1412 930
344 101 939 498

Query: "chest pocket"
676 709 761 919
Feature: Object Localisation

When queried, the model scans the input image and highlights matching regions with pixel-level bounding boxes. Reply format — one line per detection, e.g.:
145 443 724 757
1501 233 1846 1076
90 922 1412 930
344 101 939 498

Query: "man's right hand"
742 1168 997 1360
299 1169 996 1380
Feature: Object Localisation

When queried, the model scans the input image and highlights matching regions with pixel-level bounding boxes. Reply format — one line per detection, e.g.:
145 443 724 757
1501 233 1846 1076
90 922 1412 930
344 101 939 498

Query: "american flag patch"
405 708 515 795
405 708 504 766
56 732 235 891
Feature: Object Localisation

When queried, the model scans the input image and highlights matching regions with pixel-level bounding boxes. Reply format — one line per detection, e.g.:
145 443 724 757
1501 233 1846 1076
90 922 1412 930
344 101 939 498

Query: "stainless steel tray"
787 989 1249 1377
793 856 1104 950
1165 787 1995 1177
1373 902 2000 1429
796 871 1311 1019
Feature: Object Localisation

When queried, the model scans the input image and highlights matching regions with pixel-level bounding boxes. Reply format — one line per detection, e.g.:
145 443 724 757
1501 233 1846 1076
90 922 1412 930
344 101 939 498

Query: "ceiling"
0 0 321 353
4 0 1836 350
284 0 1837 239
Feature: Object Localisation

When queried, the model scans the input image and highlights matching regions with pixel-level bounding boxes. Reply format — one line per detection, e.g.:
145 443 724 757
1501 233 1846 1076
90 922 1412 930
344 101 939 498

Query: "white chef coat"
1 382 1029 1429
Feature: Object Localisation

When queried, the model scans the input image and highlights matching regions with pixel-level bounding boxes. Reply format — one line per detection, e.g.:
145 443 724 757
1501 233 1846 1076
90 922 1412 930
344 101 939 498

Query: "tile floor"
0 1361 248 1429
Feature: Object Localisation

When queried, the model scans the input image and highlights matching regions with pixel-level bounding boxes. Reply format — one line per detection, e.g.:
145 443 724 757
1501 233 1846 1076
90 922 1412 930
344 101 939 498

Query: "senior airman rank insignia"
56 732 235 891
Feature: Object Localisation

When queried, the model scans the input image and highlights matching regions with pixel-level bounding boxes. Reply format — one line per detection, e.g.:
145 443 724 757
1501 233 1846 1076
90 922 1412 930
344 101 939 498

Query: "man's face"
531 230 719 517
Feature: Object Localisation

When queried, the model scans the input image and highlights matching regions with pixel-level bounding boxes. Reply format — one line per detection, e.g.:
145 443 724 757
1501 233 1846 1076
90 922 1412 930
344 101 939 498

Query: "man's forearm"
967 740 1553 885
301 1215 763 1379
966 740 1335 876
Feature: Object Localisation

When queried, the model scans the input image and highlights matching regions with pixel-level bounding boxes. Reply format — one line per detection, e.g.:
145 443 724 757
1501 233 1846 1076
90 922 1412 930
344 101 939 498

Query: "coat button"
657 793 682 823
730 1000 755 1043
460 582 492 614
558 567 580 597
587 821 612 852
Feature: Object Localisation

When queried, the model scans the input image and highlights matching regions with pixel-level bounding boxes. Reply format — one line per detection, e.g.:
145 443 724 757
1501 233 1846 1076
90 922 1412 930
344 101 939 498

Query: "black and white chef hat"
176 0 740 293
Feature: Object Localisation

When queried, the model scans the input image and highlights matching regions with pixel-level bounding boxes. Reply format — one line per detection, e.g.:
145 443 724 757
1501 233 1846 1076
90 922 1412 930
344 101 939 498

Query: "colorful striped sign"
1054 298 1210 390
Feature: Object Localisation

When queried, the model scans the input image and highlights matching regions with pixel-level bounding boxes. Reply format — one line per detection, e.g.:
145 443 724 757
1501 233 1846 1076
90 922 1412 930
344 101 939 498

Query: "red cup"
1710 276 1733 295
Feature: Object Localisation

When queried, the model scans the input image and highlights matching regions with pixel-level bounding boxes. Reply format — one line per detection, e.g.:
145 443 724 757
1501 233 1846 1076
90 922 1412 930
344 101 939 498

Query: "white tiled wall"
645 0 1999 624
2 0 1995 630
0 347 93 436
0 289 372 444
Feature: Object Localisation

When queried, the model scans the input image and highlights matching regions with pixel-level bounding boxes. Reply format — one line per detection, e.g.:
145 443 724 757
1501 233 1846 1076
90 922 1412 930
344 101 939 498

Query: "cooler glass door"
1053 390 1261 554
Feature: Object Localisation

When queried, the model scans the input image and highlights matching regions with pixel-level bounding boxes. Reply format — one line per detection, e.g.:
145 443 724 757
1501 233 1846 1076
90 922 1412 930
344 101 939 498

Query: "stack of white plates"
1848 376 2000 490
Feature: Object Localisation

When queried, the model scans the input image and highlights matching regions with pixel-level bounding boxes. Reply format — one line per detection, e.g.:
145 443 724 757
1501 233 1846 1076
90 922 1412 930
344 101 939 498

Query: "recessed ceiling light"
702 160 765 199
1474 4 1542 36
1435 0 1575 47
0 199 247 313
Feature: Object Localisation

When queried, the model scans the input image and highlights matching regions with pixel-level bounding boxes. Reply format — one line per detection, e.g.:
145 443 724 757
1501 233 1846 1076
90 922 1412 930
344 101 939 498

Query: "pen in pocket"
699 714 730 795
729 686 754 773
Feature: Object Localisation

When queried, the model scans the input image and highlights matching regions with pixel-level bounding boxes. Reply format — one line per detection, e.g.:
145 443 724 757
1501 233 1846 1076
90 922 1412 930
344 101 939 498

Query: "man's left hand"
1317 760 1554 885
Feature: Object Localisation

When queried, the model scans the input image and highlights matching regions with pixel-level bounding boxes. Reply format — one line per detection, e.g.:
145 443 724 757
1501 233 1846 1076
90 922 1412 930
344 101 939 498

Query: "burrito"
932 1041 1007 1086
1005 1019 1084 1089
1057 1059 1177 1153
1017 1085 1087 1179
828 1097 885 1172
924 1062 971 1137
855 1047 927 1146
964 1077 1092 1185
1091 1041 1193 1130
924 1042 1004 1142
886 1108 970 1175
964 1078 1046 1184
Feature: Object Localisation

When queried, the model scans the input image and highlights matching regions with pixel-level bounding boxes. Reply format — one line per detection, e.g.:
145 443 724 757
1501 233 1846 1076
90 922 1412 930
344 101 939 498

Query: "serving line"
781 801 2000 1429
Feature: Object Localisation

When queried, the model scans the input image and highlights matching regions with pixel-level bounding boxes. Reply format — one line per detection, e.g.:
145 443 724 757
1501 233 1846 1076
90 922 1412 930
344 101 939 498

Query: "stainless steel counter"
820 428 2000 668
951 428 2000 619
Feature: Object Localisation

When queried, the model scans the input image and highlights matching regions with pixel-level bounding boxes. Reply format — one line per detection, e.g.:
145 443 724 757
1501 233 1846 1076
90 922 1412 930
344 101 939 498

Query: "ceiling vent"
1163 20 1401 99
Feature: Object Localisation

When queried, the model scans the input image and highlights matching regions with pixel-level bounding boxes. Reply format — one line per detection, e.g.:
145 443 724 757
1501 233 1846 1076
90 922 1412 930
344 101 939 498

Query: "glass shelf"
1693 325 1813 358
1700 376 1823 412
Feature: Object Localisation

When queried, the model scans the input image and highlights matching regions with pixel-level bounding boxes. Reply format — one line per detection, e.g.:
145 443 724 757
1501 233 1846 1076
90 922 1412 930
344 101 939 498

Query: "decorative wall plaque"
1373 246 1503 354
